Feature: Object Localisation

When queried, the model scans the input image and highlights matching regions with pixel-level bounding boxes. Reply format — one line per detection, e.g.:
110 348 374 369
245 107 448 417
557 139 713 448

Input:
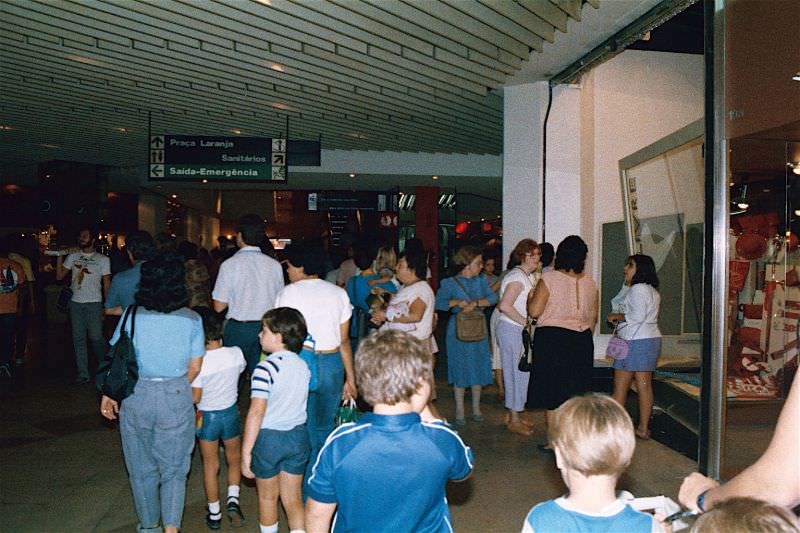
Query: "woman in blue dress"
435 245 497 426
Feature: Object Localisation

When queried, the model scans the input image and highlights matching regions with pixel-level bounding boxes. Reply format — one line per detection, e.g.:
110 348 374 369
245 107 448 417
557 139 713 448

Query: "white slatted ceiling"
0 0 595 170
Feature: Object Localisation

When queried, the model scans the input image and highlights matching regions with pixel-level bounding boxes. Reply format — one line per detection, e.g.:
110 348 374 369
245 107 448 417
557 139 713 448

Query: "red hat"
736 232 767 260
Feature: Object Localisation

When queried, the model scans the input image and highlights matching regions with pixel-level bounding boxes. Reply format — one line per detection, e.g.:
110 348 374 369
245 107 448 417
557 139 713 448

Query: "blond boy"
522 394 661 533
690 497 799 533
305 330 473 533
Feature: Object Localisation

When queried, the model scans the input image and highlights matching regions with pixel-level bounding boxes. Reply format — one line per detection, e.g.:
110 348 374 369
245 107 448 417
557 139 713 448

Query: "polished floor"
1 318 705 532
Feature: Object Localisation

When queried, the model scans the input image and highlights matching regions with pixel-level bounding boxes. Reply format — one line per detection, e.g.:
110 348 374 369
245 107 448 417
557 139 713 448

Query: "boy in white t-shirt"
191 307 247 530
242 307 311 533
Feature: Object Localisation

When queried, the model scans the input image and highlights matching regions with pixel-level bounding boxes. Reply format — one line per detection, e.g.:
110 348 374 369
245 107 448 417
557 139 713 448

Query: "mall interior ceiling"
0 0 700 202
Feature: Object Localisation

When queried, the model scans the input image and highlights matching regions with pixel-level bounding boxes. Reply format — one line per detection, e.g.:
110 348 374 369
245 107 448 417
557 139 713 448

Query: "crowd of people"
2 213 798 532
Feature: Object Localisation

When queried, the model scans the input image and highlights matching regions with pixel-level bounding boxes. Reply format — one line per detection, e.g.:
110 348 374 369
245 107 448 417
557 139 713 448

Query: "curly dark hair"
135 251 189 313
554 235 588 274
262 307 308 354
627 254 659 289
399 249 427 280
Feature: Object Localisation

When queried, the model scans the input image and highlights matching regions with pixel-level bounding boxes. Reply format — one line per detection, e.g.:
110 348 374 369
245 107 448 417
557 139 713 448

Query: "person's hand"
653 513 673 533
462 301 477 312
342 377 357 400
100 395 119 420
241 451 255 479
679 472 719 511
607 313 623 325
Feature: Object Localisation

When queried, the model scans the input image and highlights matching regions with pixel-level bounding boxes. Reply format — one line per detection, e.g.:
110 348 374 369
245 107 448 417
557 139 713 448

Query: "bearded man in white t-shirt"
274 240 357 483
56 227 111 384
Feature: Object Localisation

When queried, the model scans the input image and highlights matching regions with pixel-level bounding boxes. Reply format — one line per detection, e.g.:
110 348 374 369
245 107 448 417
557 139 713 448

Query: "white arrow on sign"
150 135 165 149
150 164 164 177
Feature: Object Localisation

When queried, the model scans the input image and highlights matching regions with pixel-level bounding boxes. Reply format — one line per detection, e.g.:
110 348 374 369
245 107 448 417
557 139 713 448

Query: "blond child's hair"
690 497 800 533
374 245 397 275
548 393 635 478
355 330 432 406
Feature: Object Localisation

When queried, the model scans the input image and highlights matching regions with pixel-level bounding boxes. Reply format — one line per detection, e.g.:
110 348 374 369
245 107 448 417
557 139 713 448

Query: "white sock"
289 530 306 533
208 500 221 518
454 387 465 420
471 385 482 416
227 485 240 501
260 522 279 533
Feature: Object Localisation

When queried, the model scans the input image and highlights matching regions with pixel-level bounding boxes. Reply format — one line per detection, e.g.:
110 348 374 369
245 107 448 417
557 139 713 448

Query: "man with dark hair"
0 236 25 378
213 214 284 372
56 226 111 384
104 230 155 315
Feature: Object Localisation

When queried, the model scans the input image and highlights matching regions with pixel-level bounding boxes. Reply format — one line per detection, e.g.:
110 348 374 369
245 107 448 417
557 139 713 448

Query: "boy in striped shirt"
241 307 311 533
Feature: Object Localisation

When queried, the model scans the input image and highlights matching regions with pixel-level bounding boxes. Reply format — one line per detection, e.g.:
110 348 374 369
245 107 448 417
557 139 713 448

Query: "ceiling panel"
0 0 606 174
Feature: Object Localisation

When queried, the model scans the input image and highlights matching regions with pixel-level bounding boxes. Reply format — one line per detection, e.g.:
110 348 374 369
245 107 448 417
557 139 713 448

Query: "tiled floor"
0 320 709 532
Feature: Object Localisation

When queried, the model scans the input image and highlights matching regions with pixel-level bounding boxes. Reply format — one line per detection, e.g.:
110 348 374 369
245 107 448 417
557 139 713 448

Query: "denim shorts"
196 403 241 441
251 424 310 479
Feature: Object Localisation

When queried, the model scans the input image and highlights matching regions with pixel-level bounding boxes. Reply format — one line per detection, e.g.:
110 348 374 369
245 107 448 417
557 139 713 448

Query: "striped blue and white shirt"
250 349 309 431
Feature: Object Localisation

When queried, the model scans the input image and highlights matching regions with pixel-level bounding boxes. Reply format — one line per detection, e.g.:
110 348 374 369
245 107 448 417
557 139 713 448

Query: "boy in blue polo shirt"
242 307 311 533
521 394 661 533
305 329 473 533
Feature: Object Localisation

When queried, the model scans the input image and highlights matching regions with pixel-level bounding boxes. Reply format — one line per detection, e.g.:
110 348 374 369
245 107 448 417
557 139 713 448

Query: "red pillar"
414 186 439 289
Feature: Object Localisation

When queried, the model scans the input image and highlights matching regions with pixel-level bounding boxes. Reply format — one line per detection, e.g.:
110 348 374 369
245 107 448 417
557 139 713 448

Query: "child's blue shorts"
196 403 241 441
251 424 310 479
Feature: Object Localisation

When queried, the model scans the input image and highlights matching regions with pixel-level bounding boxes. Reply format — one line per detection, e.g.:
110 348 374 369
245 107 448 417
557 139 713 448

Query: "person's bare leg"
255 476 280 529
222 436 242 490
495 369 505 401
470 385 482 418
634 371 654 437
612 369 635 408
278 472 305 531
199 439 221 507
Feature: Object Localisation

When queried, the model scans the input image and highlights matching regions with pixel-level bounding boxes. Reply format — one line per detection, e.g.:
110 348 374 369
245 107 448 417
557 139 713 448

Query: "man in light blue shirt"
105 231 154 314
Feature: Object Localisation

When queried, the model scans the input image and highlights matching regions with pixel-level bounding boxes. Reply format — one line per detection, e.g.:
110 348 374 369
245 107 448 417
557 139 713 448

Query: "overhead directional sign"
148 135 321 182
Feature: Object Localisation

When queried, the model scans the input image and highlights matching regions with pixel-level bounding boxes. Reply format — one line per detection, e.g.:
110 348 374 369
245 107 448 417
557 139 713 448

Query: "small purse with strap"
452 277 488 342
606 322 643 360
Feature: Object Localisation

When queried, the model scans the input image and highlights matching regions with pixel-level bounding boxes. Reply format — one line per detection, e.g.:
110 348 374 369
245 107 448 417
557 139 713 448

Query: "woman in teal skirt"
435 245 497 426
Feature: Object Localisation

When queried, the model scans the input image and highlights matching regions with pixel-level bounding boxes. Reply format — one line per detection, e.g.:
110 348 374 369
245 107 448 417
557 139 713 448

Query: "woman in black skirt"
526 236 598 450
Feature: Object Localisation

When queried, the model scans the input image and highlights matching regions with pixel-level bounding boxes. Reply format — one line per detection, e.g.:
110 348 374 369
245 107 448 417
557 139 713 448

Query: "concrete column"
502 82 547 263
503 82 584 261
543 84 583 249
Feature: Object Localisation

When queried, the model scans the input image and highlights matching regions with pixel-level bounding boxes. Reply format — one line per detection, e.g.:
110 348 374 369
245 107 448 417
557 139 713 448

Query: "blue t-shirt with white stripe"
307 412 473 533
522 497 659 533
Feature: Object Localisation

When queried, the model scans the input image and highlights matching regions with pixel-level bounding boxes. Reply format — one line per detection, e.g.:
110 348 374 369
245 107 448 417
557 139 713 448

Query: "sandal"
507 421 533 436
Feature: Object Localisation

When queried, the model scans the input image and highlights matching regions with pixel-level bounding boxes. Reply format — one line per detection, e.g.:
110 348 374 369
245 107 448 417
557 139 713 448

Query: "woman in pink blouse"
526 236 598 448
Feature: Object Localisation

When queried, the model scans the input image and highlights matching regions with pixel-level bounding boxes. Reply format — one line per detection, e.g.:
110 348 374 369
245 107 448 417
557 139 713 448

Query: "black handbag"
96 306 139 401
518 326 533 372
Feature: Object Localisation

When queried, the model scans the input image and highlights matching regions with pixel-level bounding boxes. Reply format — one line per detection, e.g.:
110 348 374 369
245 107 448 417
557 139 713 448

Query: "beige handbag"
453 277 488 342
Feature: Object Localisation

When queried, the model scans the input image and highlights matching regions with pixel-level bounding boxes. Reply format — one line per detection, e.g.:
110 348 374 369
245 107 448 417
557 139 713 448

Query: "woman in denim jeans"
101 251 205 533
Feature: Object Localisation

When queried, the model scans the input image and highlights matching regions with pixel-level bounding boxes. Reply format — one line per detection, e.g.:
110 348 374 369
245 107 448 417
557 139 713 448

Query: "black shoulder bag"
96 305 139 401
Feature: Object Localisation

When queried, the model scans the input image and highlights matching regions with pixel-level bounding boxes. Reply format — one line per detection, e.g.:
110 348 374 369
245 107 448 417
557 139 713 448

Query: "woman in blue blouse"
435 245 497 425
100 251 205 533
346 244 397 345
